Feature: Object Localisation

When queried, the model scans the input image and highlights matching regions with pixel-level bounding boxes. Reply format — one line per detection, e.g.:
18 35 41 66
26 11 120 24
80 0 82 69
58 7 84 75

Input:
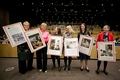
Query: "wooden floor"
0 58 120 80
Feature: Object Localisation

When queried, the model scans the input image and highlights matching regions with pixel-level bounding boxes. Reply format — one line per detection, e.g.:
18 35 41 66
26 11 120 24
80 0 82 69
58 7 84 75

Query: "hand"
114 51 116 55
86 35 89 37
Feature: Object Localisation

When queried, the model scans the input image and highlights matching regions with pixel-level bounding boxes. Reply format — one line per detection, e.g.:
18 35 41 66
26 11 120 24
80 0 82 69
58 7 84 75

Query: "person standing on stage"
63 25 75 71
17 21 34 74
95 25 114 75
77 23 90 72
36 22 49 73
51 27 62 71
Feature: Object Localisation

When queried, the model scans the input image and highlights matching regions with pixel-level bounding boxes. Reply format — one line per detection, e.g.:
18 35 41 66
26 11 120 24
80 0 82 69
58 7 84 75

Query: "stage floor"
0 58 120 80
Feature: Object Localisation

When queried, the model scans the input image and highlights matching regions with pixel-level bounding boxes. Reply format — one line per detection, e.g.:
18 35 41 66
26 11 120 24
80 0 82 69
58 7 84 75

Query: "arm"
77 32 80 41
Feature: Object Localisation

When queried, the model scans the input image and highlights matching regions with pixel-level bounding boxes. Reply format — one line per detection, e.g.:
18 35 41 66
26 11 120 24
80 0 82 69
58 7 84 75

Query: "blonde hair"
66 25 75 34
40 22 47 27
23 21 30 26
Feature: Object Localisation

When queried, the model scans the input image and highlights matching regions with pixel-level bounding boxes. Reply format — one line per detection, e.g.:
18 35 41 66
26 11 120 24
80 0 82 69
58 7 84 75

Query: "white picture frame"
24 28 46 53
79 35 94 56
98 42 116 62
47 36 63 56
2 22 26 47
64 38 79 57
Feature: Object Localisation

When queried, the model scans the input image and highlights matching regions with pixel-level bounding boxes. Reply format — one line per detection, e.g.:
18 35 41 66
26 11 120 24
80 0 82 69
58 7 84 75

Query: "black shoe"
95 70 100 74
63 67 67 71
58 67 61 71
85 68 90 72
67 67 70 71
51 66 55 70
103 70 108 75
80 67 83 71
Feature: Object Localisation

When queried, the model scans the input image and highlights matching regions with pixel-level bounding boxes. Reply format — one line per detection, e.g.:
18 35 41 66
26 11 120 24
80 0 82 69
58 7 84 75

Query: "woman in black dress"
77 23 90 72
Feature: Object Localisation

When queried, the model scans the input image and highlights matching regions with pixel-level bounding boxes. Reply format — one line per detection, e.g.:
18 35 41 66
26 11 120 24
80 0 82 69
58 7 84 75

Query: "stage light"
111 4 113 6
32 9 34 11
22 3 24 5
32 3 34 5
101 4 104 6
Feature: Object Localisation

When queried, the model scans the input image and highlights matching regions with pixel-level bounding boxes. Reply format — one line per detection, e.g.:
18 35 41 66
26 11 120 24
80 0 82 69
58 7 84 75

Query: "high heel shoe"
51 66 55 70
95 70 100 74
58 67 61 71
80 67 83 71
85 68 90 72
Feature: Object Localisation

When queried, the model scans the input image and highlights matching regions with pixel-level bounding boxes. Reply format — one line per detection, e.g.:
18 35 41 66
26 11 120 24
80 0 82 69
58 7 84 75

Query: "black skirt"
78 52 90 60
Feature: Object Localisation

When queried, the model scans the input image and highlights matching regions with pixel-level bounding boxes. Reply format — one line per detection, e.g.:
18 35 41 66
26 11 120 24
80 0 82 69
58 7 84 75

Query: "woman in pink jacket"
36 22 49 73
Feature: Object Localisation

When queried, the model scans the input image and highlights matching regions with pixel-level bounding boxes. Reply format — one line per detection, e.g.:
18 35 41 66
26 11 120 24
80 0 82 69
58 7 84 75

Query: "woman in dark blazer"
17 21 34 74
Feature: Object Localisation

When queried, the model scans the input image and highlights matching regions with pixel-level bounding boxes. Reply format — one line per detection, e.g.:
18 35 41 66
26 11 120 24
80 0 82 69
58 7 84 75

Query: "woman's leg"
68 57 72 70
18 60 27 74
96 60 101 74
51 55 55 69
28 53 34 70
85 60 90 72
57 56 61 71
64 56 67 70
80 60 83 71
42 46 47 72
103 61 108 75
36 49 42 70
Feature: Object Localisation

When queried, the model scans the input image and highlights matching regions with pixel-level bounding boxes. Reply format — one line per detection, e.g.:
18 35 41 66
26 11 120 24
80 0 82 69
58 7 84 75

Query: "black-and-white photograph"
47 36 63 56
66 41 76 49
81 38 91 48
50 39 60 50
100 44 113 57
79 35 94 56
98 42 116 62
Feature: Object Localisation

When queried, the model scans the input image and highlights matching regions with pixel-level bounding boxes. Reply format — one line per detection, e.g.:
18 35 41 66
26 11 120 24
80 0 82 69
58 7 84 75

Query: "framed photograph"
98 42 116 62
64 38 79 57
2 22 26 47
47 36 63 56
25 28 46 53
79 35 94 56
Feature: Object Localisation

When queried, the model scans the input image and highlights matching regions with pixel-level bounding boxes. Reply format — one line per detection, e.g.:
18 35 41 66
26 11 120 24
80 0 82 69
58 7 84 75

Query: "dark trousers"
51 55 60 67
18 53 34 74
96 52 108 71
36 46 47 72
64 56 72 67
97 60 108 71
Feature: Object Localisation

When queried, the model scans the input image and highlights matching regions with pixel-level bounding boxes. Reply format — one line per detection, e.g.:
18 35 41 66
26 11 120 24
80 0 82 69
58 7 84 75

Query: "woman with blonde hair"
36 22 49 73
63 25 75 71
17 21 34 74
